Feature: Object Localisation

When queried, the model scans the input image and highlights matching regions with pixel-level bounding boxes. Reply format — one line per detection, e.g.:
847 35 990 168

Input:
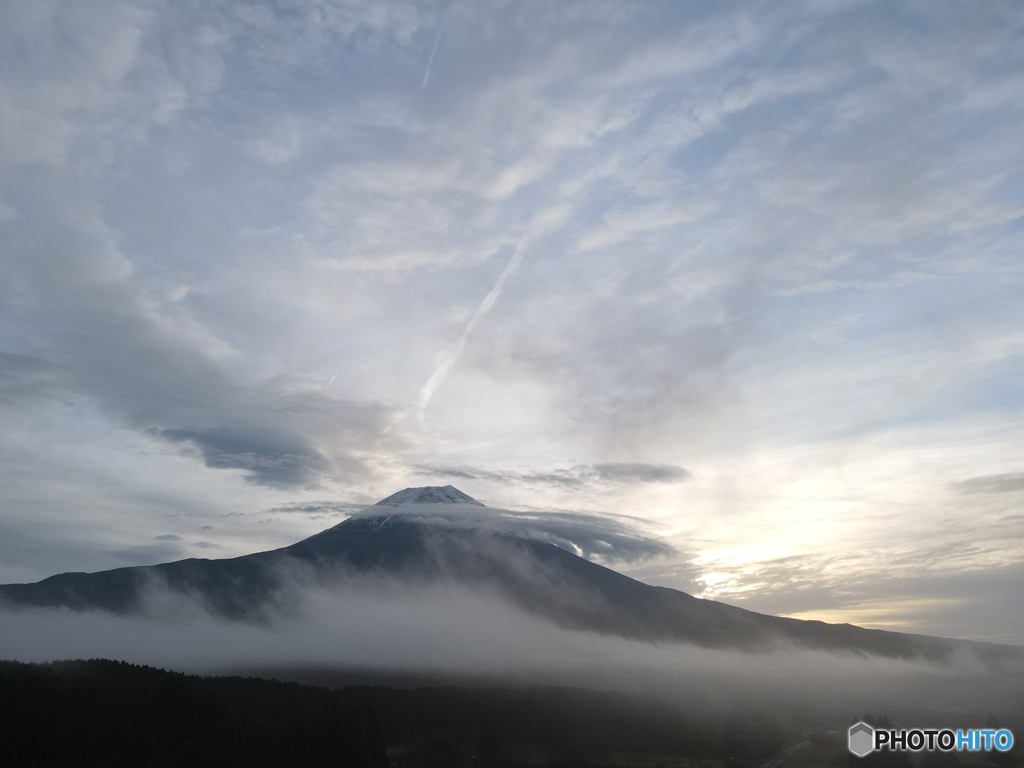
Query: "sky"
1 0 1023 644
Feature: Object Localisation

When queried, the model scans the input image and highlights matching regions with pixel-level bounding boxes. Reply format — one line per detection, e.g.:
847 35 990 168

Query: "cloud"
0 206 402 489
265 500 368 518
589 463 692 483
504 510 676 564
151 426 333 488
0 352 70 406
579 199 718 252
1 581 1021 717
339 500 676 566
415 463 691 489
950 473 1024 495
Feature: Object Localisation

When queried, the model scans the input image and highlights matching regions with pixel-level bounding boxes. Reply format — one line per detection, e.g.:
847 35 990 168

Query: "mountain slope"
0 486 1019 664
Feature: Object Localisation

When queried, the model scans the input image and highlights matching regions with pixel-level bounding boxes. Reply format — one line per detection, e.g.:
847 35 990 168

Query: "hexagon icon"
849 722 875 757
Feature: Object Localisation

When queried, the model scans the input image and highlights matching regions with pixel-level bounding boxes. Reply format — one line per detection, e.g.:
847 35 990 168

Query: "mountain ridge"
1 486 1021 666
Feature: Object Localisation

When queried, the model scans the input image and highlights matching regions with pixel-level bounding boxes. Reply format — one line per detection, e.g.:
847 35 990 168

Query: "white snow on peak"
374 485 485 507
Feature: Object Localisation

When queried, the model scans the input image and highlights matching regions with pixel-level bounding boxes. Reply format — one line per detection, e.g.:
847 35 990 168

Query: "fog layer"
2 577 1021 717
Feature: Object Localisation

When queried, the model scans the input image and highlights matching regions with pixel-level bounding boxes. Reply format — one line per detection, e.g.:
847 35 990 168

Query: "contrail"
325 371 338 390
421 29 443 92
417 235 529 423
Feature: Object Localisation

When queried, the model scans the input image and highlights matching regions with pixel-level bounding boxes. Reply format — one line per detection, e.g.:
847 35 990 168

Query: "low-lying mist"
2 575 1021 720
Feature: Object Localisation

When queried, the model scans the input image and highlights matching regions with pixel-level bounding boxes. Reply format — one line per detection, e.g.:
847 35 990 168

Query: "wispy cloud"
950 473 1024 495
414 462 691 489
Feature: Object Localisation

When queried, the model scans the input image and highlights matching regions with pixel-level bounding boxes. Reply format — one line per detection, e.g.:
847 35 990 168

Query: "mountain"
374 485 484 506
0 486 1019 664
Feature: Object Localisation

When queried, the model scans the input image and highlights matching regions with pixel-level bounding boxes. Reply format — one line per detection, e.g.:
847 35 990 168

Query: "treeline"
0 660 386 768
0 659 794 767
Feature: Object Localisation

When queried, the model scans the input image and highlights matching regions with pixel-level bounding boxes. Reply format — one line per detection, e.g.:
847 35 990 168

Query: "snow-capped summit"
374 485 484 507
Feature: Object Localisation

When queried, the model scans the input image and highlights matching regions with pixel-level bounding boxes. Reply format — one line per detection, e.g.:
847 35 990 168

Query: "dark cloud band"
414 462 691 489
950 473 1024 494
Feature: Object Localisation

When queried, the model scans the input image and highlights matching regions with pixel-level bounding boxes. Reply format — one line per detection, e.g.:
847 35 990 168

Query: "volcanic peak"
374 485 484 507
